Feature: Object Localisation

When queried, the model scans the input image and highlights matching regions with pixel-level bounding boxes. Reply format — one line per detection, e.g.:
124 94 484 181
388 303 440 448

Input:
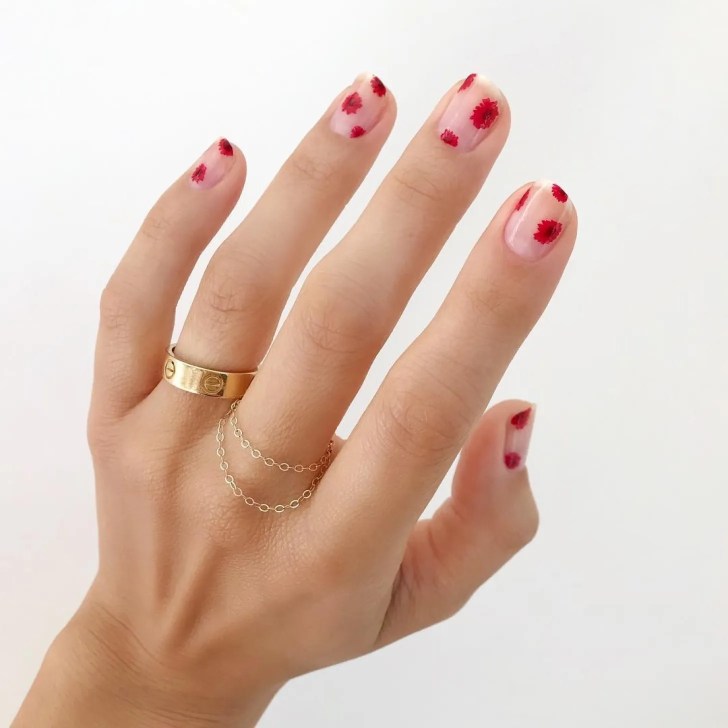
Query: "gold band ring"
162 344 257 399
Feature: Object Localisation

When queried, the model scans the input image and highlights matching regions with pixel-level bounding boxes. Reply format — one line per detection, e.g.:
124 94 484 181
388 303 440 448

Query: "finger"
171 73 396 375
375 400 539 646
91 138 245 420
325 179 576 546
237 73 510 468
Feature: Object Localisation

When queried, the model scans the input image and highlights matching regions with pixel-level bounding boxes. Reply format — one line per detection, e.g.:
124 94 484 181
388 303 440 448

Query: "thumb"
375 400 539 646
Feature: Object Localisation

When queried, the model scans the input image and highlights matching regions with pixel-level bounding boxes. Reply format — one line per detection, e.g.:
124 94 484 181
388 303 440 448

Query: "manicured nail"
437 73 503 152
188 138 235 189
504 180 572 261
504 406 536 471
330 73 388 139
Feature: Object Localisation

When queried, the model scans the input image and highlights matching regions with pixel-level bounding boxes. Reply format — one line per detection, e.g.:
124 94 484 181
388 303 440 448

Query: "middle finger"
239 73 510 463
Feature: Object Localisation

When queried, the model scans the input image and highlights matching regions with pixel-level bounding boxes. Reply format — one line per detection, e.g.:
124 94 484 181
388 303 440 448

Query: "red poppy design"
342 92 363 114
191 163 207 183
440 128 459 147
370 76 386 97
350 125 366 138
533 219 563 244
218 138 234 156
510 408 532 430
551 184 568 203
515 188 530 211
459 73 476 91
470 97 499 130
504 452 521 469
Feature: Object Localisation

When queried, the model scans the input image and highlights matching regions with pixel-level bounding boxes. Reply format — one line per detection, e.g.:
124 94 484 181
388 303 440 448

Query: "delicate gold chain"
228 399 330 472
215 400 334 513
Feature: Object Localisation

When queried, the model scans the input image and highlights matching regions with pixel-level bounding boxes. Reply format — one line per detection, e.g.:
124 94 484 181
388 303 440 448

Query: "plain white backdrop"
1 0 727 725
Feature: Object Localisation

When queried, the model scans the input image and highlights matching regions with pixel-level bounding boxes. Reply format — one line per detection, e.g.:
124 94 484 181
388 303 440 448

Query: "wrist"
13 597 282 728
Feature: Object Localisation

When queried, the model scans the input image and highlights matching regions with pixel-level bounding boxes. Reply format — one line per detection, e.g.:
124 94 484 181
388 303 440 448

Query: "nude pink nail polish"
437 73 503 152
330 73 388 139
188 138 235 189
504 406 536 471
504 180 573 261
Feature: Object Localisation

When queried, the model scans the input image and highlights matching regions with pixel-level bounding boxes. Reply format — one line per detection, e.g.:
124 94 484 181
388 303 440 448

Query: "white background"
1 0 727 725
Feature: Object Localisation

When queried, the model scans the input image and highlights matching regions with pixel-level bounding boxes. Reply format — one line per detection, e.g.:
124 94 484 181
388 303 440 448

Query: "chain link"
228 398 330 473
215 399 334 513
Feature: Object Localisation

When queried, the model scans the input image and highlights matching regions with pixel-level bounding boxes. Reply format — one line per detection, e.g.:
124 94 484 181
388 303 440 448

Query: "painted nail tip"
503 402 536 471
331 73 388 139
462 71 499 89
218 138 234 156
438 75 503 152
188 137 237 188
352 71 388 91
510 404 536 430
504 452 522 470
532 178 572 204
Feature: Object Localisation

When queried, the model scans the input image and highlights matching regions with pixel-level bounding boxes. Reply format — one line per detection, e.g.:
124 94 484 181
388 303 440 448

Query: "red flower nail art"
218 138 234 156
342 92 363 114
440 129 459 147
191 163 207 183
552 184 568 203
533 219 563 245
370 76 386 97
459 73 476 91
515 188 530 211
470 98 499 130
504 452 521 469
510 408 532 429
350 125 366 138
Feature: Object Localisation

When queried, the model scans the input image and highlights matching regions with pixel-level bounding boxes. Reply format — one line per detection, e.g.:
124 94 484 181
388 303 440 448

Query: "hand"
14 72 576 727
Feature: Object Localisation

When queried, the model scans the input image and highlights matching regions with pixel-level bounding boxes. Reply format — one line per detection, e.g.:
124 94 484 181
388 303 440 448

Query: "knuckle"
139 208 175 244
285 149 337 193
387 163 449 211
375 363 472 463
463 280 528 334
294 273 381 361
198 256 271 327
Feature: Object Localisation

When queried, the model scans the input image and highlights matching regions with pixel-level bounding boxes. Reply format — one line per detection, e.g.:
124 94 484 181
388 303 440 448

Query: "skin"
12 75 577 727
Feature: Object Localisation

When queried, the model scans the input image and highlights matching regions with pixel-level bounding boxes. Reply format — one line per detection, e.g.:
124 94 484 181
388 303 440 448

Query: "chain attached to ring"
228 399 330 473
215 399 334 513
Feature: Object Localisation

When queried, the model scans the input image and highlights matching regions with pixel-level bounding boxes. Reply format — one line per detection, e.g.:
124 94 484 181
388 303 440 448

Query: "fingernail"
504 406 536 471
437 73 503 152
188 137 235 189
330 73 389 139
504 180 572 261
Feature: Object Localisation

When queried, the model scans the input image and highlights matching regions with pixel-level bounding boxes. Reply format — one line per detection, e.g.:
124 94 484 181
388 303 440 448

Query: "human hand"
14 72 576 727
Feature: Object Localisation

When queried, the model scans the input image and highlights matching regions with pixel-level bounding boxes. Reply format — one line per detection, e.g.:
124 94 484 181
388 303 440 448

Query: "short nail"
504 406 536 471
330 73 388 139
437 73 503 152
504 180 572 261
188 137 235 189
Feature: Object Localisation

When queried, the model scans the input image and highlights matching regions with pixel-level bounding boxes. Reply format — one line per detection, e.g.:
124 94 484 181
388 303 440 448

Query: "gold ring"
162 344 257 399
